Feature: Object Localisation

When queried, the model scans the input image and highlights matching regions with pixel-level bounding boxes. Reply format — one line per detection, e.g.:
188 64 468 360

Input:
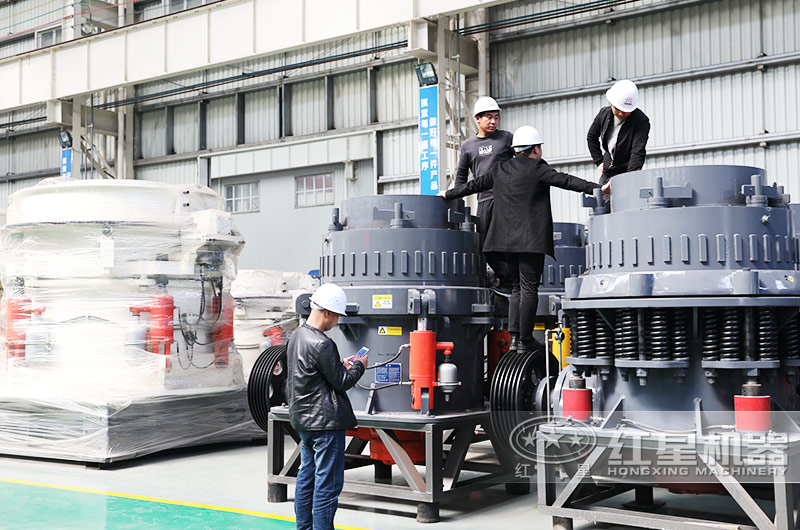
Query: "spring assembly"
575 310 596 358
757 307 778 361
649 308 671 361
781 314 800 360
701 308 720 361
615 308 638 360
595 316 613 359
672 308 689 362
719 307 742 361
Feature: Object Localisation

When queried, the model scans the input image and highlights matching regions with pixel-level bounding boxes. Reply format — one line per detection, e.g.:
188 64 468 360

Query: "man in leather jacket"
287 283 367 530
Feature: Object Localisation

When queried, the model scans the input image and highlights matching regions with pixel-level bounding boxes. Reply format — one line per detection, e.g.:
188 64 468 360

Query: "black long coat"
445 154 598 257
587 106 650 183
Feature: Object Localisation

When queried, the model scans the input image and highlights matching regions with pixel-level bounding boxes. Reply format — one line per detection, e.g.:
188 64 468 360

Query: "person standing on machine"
445 126 608 367
454 96 515 293
587 79 650 187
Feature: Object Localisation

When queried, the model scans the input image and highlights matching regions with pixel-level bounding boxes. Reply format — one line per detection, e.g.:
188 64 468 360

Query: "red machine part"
130 293 176 369
262 326 285 346
734 395 771 432
345 427 425 465
213 294 234 368
487 329 510 383
409 330 454 411
5 298 44 361
562 388 593 421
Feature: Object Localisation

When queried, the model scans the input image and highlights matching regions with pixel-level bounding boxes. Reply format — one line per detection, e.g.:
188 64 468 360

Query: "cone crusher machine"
534 166 800 530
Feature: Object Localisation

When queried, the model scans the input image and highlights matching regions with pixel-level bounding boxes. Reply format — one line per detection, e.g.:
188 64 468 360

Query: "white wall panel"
173 104 198 153
135 160 199 184
245 88 278 143
764 63 800 134
10 131 60 173
380 127 418 177
376 62 418 123
379 178 419 195
207 96 236 149
762 0 800 55
333 71 367 129
291 79 325 136
140 110 166 158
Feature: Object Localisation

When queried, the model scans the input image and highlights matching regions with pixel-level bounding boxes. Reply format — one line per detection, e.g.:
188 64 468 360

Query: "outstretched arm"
445 171 495 200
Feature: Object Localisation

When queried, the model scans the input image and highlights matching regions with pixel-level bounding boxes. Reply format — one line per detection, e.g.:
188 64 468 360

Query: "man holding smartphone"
287 283 368 530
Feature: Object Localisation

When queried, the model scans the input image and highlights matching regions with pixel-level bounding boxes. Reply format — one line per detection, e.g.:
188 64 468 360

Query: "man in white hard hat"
587 79 650 185
287 282 367 530
445 126 608 373
454 96 516 298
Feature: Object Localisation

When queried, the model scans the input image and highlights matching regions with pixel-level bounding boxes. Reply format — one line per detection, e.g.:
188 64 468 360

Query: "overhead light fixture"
57 130 72 148
414 62 438 87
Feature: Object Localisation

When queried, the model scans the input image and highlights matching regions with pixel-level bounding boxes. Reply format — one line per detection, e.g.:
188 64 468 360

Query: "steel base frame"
537 424 800 530
267 409 507 523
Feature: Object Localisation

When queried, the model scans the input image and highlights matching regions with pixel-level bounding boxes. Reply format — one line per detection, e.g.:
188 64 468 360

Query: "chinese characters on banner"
60 149 73 179
418 85 439 195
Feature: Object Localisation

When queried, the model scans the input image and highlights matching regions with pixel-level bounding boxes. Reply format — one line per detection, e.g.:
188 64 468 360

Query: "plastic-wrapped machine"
0 178 261 463
231 270 313 380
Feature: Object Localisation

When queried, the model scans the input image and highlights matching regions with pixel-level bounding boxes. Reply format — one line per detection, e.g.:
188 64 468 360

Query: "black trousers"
506 252 545 343
477 200 513 290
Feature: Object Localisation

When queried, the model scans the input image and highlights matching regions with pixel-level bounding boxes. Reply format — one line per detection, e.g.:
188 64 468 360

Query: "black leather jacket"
587 106 650 183
287 323 365 431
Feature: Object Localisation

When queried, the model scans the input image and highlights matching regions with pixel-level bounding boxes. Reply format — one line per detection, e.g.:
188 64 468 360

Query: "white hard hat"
310 283 347 316
473 96 501 116
511 126 544 152
606 79 638 112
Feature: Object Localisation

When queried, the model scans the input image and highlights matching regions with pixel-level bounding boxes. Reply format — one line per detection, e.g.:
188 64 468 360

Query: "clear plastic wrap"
0 178 261 463
231 270 314 380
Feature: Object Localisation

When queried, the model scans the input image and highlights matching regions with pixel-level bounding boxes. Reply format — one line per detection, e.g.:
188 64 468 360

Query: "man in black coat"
587 79 650 186
287 283 367 530
445 126 608 358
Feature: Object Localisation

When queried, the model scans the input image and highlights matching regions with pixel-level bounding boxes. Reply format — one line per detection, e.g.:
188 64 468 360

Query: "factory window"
224 182 259 213
37 27 62 48
295 174 334 208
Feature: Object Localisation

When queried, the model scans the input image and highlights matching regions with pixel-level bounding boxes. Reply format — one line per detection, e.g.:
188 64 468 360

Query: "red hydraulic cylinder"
213 294 234 368
409 330 454 411
130 293 175 355
5 298 44 361
487 330 510 384
734 395 771 432
562 388 593 421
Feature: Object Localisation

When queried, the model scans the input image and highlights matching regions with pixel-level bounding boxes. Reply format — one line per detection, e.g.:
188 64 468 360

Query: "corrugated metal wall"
375 61 419 123
206 96 236 149
290 79 325 136
244 88 279 143
140 110 166 158
490 0 800 225
0 0 64 59
0 176 44 210
333 71 368 129
135 160 200 184
173 104 198 153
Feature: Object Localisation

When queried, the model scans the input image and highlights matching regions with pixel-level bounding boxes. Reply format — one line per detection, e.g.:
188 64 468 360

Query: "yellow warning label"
372 295 393 309
378 326 402 336
534 323 546 330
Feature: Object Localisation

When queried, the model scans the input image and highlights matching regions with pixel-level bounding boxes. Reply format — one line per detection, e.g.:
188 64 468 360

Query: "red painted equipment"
734 395 771 432
487 330 510 383
213 294 234 368
5 298 44 361
130 292 175 369
409 330 454 411
262 326 285 346
346 427 425 465
563 377 592 421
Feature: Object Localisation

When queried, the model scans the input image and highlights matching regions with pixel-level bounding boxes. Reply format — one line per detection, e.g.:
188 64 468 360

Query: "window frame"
294 173 334 208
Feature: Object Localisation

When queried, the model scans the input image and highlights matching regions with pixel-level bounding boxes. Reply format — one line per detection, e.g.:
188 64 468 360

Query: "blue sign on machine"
375 363 402 384
60 149 72 179
418 85 439 195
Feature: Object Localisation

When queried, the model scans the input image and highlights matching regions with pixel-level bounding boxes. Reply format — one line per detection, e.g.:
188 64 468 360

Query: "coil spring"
649 308 671 361
702 308 720 361
672 308 689 362
757 307 778 361
575 310 596 358
570 313 579 358
719 307 742 361
615 308 638 359
782 315 800 360
595 316 613 359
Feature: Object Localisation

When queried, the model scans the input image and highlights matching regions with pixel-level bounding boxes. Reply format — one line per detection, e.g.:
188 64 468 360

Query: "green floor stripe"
0 482 296 530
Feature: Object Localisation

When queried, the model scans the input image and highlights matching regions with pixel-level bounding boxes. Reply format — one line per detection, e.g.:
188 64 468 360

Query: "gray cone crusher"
259 194 513 522
536 166 800 530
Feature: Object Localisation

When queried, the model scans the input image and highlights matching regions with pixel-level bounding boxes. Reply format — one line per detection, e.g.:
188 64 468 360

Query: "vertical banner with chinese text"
418 85 439 195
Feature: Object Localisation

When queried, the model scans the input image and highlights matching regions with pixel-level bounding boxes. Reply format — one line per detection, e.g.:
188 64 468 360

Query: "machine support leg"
417 501 440 523
374 462 392 484
267 416 287 502
552 516 573 530
621 486 665 511
267 483 287 503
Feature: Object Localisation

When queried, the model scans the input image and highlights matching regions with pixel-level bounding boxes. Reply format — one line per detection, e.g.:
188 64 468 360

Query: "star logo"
569 434 584 446
539 431 563 449
521 431 536 447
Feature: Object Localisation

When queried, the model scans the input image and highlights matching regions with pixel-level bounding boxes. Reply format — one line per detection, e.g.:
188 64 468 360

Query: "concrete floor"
0 440 776 529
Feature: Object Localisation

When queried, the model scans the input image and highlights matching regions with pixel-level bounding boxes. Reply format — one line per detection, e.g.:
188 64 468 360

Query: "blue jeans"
294 429 346 530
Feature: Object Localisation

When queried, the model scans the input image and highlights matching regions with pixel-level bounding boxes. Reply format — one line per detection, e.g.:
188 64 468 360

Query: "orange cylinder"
149 293 175 355
213 294 234 368
734 395 771 432
562 388 593 421
487 330 510 383
6 298 31 361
